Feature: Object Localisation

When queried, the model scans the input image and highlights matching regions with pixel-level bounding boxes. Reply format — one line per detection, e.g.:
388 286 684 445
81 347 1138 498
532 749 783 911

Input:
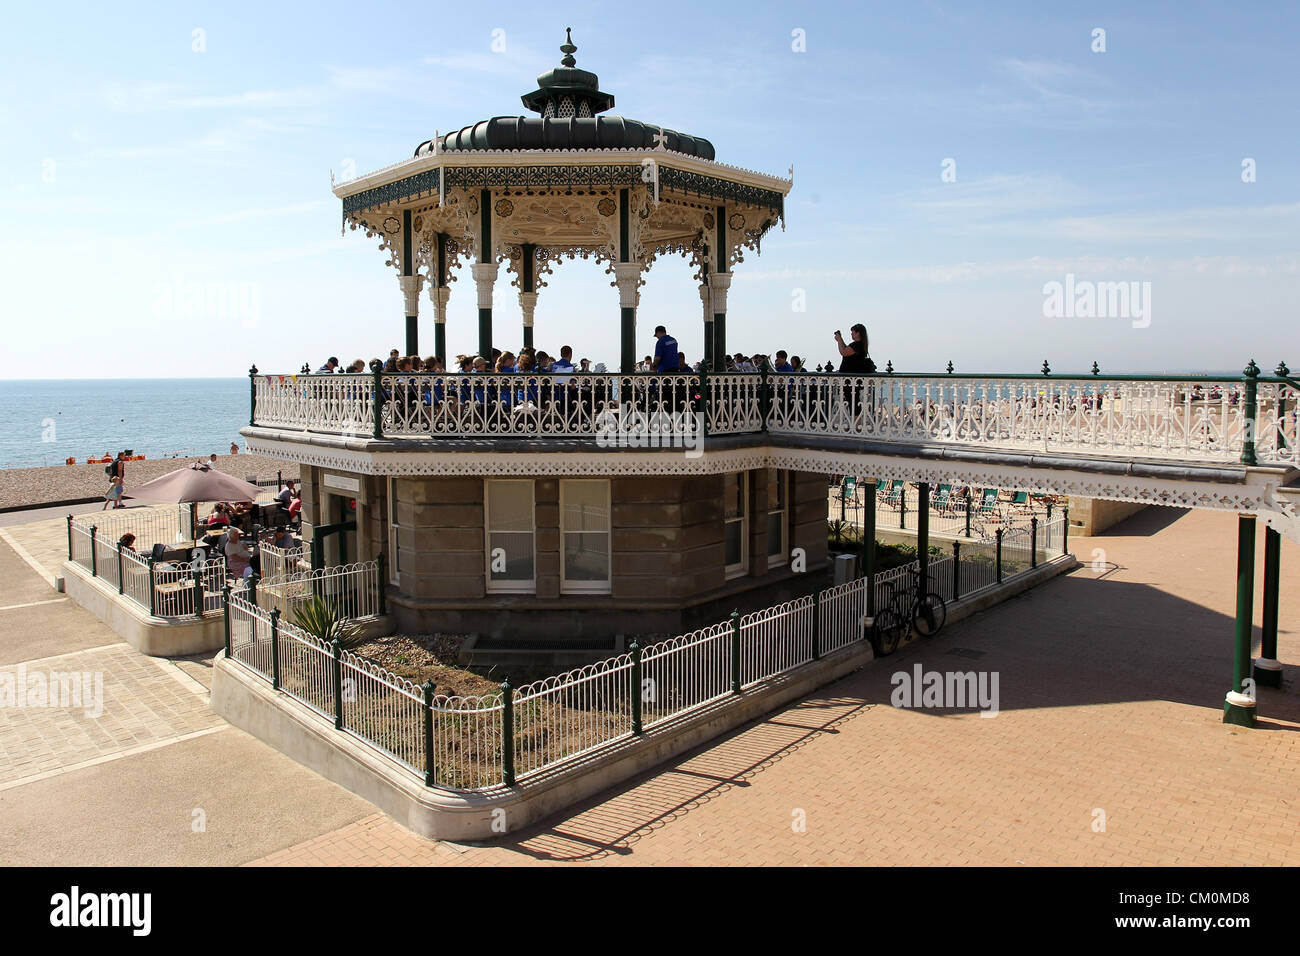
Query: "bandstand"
246 32 826 649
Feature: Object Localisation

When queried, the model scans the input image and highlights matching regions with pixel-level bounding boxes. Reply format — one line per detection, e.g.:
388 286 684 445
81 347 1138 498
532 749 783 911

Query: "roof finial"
560 27 577 68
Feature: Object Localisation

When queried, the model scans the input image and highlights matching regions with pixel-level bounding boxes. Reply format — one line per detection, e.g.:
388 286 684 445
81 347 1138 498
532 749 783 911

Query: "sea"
0 379 249 470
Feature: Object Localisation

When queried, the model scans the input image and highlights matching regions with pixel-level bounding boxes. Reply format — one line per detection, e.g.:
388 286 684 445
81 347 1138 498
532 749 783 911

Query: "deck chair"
933 483 953 510
976 488 1000 513
1009 490 1030 511
881 479 904 508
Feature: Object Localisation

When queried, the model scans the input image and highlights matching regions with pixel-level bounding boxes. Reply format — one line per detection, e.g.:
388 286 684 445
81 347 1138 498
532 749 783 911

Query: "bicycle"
869 566 947 656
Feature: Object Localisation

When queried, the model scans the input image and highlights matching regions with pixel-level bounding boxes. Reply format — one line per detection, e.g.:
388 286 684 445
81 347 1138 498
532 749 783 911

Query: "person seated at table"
276 481 296 510
268 526 297 551
202 503 230 529
223 528 252 579
286 490 302 530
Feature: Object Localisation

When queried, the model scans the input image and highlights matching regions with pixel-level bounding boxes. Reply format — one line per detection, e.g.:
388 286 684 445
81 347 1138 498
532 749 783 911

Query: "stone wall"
1067 496 1149 536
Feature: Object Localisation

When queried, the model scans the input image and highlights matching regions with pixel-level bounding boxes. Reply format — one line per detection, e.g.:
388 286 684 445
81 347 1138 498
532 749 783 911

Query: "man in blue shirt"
774 350 793 373
652 326 679 372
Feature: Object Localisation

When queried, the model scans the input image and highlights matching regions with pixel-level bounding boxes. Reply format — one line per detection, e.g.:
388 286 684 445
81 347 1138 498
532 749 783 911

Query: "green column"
713 312 726 371
730 609 742 694
863 481 877 616
523 325 534 351
620 307 636 373
1224 514 1257 727
917 482 930 589
1241 360 1259 466
501 677 515 787
435 321 447 364
1253 526 1283 688
402 210 418 355
477 189 493 359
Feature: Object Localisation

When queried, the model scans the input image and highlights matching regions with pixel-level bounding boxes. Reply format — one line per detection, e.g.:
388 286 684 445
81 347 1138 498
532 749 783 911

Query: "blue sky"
2 0 1296 377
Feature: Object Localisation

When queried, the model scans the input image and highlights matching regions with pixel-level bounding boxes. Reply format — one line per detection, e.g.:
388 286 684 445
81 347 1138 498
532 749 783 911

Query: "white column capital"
471 262 499 309
519 291 539 327
398 274 424 315
707 271 732 313
614 261 642 310
428 284 451 322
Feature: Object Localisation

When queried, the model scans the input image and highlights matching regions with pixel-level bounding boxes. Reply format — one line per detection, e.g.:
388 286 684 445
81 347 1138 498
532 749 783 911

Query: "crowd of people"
308 322 878 382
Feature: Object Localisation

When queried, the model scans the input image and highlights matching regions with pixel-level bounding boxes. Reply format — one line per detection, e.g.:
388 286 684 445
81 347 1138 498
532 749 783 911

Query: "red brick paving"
249 507 1300 866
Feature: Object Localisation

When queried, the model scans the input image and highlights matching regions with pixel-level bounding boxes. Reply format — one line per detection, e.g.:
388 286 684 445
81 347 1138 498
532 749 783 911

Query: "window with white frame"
485 480 535 592
765 469 788 568
387 477 401 585
724 471 748 578
560 479 610 593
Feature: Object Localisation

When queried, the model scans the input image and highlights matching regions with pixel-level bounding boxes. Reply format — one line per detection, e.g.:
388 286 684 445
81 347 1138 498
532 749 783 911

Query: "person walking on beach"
103 475 124 510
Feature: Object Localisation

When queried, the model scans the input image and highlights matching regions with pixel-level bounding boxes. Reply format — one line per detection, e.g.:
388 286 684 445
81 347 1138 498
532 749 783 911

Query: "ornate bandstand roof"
330 29 793 291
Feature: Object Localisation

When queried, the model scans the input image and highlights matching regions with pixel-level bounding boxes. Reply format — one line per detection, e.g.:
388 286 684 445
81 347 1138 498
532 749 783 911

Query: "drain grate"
946 647 986 659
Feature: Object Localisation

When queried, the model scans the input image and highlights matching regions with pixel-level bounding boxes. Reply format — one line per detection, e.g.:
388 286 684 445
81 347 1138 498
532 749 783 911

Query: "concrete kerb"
210 552 1076 842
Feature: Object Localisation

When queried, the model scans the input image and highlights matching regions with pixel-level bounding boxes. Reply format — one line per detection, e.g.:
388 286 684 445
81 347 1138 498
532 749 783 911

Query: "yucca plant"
292 594 365 649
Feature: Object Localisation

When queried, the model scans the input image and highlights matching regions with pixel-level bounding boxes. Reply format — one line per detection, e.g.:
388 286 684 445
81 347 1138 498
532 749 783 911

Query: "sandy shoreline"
0 453 300 510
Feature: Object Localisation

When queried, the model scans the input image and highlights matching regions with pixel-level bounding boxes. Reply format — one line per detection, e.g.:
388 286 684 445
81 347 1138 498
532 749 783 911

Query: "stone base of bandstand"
211 552 1077 842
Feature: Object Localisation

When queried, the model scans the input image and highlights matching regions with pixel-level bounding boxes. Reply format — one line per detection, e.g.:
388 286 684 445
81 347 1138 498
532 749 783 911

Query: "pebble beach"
0 453 298 510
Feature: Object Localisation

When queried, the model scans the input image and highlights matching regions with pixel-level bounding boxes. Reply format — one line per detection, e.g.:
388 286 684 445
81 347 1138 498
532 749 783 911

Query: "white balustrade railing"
251 368 1295 467
253 373 374 435
257 541 309 579
512 656 633 779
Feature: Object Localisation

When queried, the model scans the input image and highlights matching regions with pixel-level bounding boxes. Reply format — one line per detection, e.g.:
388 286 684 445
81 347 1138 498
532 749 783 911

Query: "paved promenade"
0 505 1297 866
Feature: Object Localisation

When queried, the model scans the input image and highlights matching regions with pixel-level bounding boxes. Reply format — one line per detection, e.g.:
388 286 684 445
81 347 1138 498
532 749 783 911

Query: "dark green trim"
405 315 418 356
270 608 282 691
521 242 535 292
422 680 435 784
1255 526 1282 688
863 482 876 616
333 640 345 729
712 312 726 371
620 306 636 374
523 325 534 350
618 189 630 261
341 164 785 220
811 589 821 660
1226 514 1257 726
729 609 742 694
715 205 727 274
629 641 643 735
501 678 515 787
479 308 493 359
401 210 413 276
917 482 930 586
434 322 446 363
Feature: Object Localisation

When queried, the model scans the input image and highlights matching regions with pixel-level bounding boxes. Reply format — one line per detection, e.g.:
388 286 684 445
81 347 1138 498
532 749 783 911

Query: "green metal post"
422 680 435 785
630 641 643 735
730 609 742 694
249 364 258 426
952 541 961 600
900 483 907 530
501 678 516 787
333 639 345 729
917 482 930 587
1253 526 1283 688
811 590 822 659
270 608 281 691
193 563 204 618
66 514 73 561
117 543 125 595
148 558 157 616
1030 516 1039 568
248 573 259 608
1225 514 1257 727
1241 360 1259 466
371 365 384 439
964 488 972 538
89 525 98 577
1045 502 1053 551
1063 507 1070 552
377 551 388 616
222 585 232 656
995 529 1003 584
863 482 877 616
